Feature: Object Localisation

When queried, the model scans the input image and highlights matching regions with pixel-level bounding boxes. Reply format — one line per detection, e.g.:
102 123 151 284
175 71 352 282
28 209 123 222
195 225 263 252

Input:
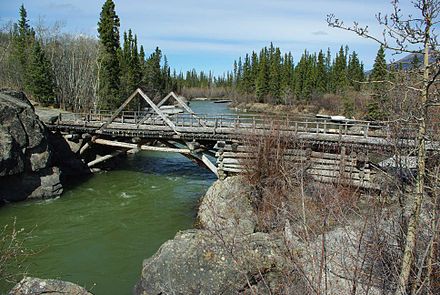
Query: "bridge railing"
169 113 396 138
55 110 436 141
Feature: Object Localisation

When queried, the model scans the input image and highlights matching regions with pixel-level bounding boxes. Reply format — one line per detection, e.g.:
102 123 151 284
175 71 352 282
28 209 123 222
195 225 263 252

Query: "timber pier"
44 88 439 189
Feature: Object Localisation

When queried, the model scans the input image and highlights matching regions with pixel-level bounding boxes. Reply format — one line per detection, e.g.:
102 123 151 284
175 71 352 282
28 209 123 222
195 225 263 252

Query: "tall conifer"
97 0 121 109
368 46 388 120
27 41 55 105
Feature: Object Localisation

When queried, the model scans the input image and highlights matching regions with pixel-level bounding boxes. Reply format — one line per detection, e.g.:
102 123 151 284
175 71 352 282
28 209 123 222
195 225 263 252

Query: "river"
0 100 232 294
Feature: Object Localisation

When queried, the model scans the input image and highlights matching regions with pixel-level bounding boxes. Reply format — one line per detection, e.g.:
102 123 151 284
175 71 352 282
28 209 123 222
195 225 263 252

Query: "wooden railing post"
386 124 391 139
364 122 369 138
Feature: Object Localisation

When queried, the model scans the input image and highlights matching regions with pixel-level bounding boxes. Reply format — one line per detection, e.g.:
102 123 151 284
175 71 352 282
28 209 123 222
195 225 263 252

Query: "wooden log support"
87 150 124 168
79 142 91 155
202 155 218 177
99 89 140 131
93 138 191 154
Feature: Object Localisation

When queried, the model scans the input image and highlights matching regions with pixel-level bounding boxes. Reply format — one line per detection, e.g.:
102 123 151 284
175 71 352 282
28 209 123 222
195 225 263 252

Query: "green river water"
0 101 231 295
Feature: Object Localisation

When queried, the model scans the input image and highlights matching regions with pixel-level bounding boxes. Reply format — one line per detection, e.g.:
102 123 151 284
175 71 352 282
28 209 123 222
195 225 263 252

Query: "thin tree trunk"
394 15 431 295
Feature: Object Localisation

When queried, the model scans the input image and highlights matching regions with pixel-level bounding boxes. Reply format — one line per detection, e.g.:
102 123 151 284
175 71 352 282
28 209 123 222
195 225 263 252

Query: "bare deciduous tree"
327 1 440 293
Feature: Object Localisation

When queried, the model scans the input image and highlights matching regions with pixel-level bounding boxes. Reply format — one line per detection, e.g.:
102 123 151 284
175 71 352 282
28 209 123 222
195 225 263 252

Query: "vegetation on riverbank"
0 1 395 120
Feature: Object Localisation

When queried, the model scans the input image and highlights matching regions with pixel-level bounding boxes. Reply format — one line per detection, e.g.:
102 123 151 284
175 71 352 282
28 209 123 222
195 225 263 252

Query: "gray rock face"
198 176 256 236
9 277 93 295
0 90 62 201
135 177 287 295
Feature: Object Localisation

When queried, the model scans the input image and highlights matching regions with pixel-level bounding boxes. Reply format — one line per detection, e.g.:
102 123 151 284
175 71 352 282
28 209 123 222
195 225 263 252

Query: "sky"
0 0 418 75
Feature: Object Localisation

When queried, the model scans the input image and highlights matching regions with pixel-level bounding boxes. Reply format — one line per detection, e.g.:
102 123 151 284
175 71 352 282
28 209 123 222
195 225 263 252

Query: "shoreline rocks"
0 90 89 202
0 90 63 202
9 277 93 295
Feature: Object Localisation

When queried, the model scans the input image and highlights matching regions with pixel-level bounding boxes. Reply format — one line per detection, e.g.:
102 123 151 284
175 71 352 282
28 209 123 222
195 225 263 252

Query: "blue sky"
0 0 416 75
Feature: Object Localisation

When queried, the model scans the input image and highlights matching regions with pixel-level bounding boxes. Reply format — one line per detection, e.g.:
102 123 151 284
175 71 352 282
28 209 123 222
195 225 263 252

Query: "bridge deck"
46 111 439 151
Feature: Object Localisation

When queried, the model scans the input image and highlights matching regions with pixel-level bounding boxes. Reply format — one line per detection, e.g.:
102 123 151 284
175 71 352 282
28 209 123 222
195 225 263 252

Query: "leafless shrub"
0 218 33 291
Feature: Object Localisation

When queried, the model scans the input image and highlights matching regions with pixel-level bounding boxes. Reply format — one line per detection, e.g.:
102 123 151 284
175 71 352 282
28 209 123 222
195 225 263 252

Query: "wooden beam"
136 113 154 126
79 142 91 155
87 150 124 167
99 88 140 131
169 92 194 114
137 89 179 134
169 92 207 127
159 139 218 177
93 138 191 154
157 92 173 108
202 154 218 177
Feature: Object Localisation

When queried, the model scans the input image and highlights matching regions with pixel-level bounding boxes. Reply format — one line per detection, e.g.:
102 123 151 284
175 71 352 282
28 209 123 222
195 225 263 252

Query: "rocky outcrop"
198 176 256 236
0 90 62 202
9 277 93 295
135 177 289 294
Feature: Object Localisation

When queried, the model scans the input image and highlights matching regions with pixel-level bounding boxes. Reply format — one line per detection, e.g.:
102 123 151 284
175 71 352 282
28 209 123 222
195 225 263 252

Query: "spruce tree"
120 30 143 99
325 48 332 91
316 50 327 93
27 41 55 105
281 52 294 102
97 0 121 109
144 47 163 98
250 51 259 94
269 47 282 102
255 48 269 102
11 4 35 90
367 45 388 120
239 54 251 94
347 51 364 91
332 46 348 94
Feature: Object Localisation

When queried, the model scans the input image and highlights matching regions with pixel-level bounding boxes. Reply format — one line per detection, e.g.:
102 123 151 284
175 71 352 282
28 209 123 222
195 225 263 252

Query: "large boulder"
9 277 93 295
0 90 62 201
135 177 288 295
198 176 256 236
134 229 284 295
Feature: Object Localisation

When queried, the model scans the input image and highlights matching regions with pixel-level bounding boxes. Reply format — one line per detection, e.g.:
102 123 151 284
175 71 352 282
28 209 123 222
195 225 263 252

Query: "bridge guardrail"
55 111 439 142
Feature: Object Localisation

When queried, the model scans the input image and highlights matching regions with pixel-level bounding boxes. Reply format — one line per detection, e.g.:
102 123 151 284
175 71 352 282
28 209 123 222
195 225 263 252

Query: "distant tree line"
173 44 365 105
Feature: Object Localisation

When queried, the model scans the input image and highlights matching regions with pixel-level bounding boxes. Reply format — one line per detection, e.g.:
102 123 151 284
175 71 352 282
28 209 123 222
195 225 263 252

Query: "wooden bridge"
44 88 439 190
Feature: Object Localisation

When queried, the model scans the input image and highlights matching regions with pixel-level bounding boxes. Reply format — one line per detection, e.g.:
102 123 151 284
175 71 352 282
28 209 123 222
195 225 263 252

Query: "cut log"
87 150 124 167
201 155 218 177
93 138 191 154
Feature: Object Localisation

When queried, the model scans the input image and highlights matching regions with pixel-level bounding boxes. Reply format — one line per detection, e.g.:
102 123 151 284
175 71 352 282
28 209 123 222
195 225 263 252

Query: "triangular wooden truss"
98 88 205 134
